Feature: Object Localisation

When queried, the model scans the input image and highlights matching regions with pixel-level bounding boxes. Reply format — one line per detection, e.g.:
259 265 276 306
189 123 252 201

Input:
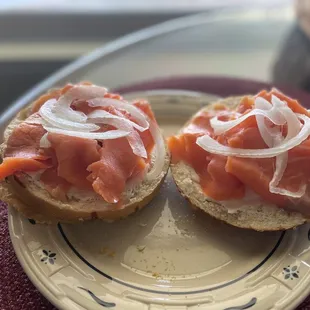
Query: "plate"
8 90 310 310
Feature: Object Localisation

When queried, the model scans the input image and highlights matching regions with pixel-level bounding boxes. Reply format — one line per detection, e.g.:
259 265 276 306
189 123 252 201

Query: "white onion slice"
43 85 108 123
88 111 147 158
210 106 286 135
255 116 279 147
254 97 289 195
255 97 281 147
64 85 108 101
269 151 288 194
40 133 51 148
39 99 100 132
54 99 87 123
146 120 166 181
89 98 149 131
198 94 309 200
268 96 303 197
255 97 272 110
87 110 148 132
196 114 310 158
43 126 130 140
272 95 301 139
270 182 307 198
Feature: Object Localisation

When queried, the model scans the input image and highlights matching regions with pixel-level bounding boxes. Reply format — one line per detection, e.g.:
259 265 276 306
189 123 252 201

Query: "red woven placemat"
2 76 310 309
0 202 56 310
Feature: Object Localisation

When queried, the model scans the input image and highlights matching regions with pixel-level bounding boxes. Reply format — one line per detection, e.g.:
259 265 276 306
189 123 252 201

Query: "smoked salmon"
0 83 156 204
167 89 310 208
87 138 146 204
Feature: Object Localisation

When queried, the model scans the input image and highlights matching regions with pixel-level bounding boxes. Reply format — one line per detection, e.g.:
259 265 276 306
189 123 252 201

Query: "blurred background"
0 0 307 112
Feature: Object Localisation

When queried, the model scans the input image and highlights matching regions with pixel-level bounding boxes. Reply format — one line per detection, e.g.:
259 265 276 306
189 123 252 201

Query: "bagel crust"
170 97 308 231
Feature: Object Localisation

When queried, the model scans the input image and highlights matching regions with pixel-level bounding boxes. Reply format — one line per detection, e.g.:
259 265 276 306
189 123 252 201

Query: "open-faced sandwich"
0 82 169 223
168 89 310 231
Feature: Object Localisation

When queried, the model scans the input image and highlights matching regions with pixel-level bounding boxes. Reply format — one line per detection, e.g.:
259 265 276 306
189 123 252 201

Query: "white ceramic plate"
8 91 310 310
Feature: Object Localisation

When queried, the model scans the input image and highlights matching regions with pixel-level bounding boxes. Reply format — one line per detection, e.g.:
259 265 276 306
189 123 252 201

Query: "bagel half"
0 99 170 224
170 96 308 231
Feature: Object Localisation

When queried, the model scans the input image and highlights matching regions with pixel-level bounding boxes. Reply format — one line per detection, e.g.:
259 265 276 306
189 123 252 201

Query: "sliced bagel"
0 86 170 224
170 96 308 231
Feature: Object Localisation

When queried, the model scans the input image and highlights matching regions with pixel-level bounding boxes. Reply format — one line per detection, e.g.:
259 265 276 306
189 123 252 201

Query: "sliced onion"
54 99 87 123
268 96 303 197
40 133 51 148
256 116 278 147
272 95 301 140
210 105 286 135
198 95 309 199
88 110 147 158
255 97 281 147
255 97 272 110
269 151 288 194
43 126 130 140
146 120 166 181
196 114 310 158
64 85 108 101
40 85 108 124
39 99 100 132
88 98 149 131
255 97 289 195
270 181 307 198
87 110 148 132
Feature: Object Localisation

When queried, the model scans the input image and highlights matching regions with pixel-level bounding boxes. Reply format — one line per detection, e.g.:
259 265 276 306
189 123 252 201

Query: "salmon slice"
256 89 310 116
226 155 307 207
168 133 244 200
225 157 287 206
87 138 147 203
168 90 310 207
167 136 187 164
183 110 216 135
289 139 310 158
47 133 100 190
1 85 156 205
202 155 244 200
40 168 71 201
0 119 51 179
133 99 156 122
225 126 308 205
225 126 284 205
227 127 268 149
236 96 255 114
0 157 50 180
5 120 49 160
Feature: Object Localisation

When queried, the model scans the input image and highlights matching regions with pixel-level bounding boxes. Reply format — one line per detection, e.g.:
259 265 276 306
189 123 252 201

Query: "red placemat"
2 76 310 310
0 202 56 310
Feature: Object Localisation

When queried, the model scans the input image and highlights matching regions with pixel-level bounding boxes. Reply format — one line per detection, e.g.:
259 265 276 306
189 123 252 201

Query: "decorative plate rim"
8 206 310 310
